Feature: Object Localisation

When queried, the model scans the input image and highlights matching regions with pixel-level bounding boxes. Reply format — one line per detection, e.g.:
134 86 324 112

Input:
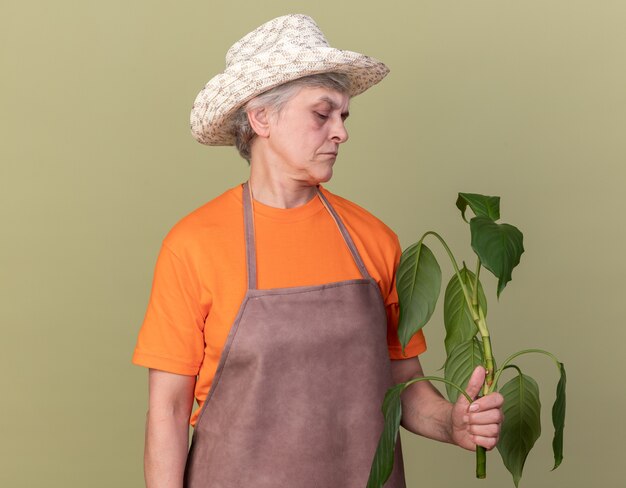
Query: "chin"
313 169 333 185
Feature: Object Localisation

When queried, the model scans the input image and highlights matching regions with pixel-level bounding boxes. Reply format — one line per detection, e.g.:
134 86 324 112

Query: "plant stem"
421 234 494 479
481 337 495 392
474 305 493 480
476 448 486 479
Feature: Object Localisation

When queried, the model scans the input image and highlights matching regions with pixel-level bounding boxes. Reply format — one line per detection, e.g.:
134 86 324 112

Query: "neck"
248 157 319 209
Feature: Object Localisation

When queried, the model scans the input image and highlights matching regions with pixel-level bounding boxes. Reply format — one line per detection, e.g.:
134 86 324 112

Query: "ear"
247 107 271 138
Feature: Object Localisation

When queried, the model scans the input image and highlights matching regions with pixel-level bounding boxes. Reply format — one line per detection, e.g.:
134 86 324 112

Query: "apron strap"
316 188 372 280
242 182 258 290
241 182 372 291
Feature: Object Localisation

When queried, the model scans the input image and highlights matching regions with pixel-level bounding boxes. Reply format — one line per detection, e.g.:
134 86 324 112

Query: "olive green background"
2 0 624 486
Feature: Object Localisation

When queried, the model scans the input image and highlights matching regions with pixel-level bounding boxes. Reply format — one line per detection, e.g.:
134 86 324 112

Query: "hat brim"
190 46 389 146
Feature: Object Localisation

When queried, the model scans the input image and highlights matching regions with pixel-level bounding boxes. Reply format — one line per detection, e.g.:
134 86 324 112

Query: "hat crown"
225 14 330 68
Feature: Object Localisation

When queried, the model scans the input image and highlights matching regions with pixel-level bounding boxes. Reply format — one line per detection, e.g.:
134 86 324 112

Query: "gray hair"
232 72 351 162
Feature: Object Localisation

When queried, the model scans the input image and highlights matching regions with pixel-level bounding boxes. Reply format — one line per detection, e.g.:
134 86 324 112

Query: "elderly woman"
132 14 503 488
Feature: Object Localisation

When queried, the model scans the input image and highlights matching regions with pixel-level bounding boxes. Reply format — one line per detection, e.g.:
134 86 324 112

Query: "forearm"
390 356 454 444
144 370 196 488
399 379 454 444
144 407 191 488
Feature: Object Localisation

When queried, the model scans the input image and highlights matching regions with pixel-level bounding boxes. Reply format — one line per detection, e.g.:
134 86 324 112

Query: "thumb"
460 366 486 405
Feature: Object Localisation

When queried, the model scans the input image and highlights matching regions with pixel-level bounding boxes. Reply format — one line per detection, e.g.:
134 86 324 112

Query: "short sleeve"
385 295 427 359
132 243 209 375
385 236 427 359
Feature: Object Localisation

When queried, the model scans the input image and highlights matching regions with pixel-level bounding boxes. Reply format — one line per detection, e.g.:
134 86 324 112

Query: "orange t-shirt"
132 184 426 426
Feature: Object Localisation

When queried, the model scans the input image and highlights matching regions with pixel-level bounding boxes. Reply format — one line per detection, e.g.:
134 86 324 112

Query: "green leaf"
443 265 487 355
497 371 542 487
397 241 441 352
367 383 405 488
456 193 501 223
552 362 567 470
469 216 524 297
444 338 484 402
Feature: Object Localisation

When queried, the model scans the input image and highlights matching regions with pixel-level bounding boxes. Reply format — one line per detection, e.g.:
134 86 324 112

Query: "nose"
331 118 349 144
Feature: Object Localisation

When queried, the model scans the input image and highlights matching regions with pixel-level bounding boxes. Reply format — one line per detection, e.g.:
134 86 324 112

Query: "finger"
468 423 500 437
473 392 504 410
462 366 486 403
471 435 499 451
467 409 504 426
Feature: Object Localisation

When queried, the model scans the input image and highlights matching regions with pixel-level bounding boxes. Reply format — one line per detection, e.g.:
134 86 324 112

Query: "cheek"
292 132 323 157
274 121 327 160
306 127 329 149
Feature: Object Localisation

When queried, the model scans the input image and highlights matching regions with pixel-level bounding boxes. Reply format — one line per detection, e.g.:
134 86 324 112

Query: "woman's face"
264 86 350 186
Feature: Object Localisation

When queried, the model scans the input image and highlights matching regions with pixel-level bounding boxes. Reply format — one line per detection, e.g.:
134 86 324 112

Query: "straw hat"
190 14 390 146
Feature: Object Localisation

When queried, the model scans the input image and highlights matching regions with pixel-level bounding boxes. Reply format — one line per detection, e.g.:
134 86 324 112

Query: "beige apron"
184 183 405 487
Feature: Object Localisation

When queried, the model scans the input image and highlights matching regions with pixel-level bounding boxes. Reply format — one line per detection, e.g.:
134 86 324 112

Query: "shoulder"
320 186 399 249
162 185 243 258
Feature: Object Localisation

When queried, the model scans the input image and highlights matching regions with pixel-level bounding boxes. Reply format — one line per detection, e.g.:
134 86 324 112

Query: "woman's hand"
450 366 505 451
391 358 504 450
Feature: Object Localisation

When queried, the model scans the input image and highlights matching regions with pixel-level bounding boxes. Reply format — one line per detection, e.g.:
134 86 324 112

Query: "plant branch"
503 364 523 376
472 258 481 310
491 349 561 392
421 231 478 322
403 375 473 404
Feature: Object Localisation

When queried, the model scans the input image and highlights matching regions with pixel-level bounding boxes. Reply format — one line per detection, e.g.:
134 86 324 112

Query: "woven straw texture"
190 14 389 146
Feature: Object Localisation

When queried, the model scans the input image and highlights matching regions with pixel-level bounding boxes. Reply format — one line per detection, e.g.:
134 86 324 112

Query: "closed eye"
314 112 329 120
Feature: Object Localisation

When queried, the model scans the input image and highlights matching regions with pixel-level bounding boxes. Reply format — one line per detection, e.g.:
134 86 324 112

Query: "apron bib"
184 183 405 487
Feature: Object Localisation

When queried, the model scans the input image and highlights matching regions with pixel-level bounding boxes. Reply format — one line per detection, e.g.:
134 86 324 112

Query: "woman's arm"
390 356 503 451
145 369 196 488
